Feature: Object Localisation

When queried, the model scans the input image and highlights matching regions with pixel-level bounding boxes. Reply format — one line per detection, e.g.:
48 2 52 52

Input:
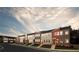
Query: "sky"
0 7 79 37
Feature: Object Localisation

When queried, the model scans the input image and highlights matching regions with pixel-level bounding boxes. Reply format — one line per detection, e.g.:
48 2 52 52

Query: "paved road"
0 43 79 52
0 43 48 52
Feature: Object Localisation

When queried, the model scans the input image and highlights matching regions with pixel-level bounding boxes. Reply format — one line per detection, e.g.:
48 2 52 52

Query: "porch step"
38 44 43 48
51 45 56 50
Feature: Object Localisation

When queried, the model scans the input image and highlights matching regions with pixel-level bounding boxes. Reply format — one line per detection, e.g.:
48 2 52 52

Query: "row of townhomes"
0 26 79 49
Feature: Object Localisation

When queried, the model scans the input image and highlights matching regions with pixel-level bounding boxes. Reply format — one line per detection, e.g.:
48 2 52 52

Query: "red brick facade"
52 29 61 46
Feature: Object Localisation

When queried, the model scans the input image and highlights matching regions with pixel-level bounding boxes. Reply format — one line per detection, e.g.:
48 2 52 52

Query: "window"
56 39 59 41
44 40 45 42
54 32 60 35
60 41 63 43
57 32 60 35
60 31 63 35
65 39 69 43
49 40 50 43
65 31 69 35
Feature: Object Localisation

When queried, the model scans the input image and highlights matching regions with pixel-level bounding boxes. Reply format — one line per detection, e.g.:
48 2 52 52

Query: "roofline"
0 35 17 38
27 26 72 35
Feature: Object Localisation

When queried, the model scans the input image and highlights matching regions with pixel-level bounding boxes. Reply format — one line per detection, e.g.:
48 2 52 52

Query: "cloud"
10 7 72 32
65 15 79 29
0 7 79 36
9 7 79 33
10 7 41 33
